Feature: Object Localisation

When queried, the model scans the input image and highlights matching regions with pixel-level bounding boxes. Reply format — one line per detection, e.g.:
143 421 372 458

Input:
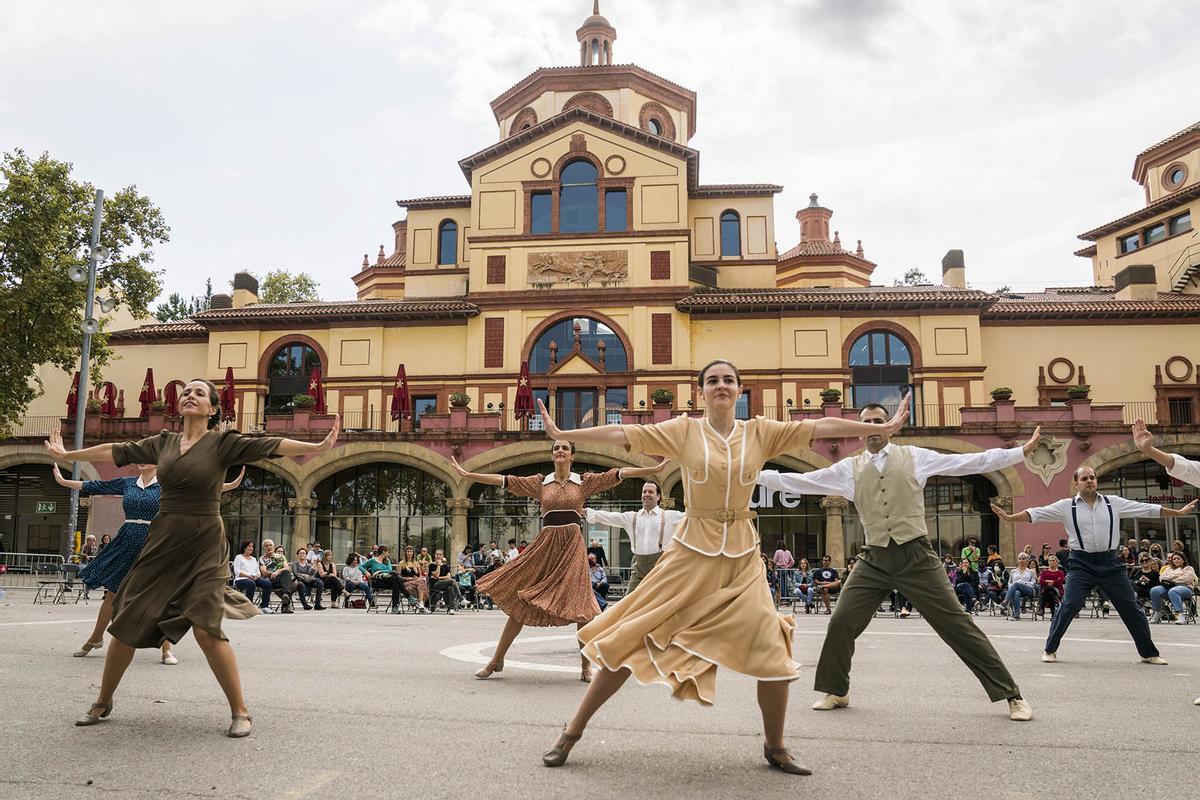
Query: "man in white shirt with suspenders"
992 462 1196 665
585 481 684 594
1132 417 1200 705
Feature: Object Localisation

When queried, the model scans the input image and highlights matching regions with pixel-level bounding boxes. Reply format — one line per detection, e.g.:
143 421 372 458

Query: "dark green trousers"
626 552 662 593
813 537 1019 702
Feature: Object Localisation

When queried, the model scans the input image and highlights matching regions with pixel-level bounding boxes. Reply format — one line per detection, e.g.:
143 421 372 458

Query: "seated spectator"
426 550 462 613
316 549 347 608
1132 555 1160 604
1169 539 1188 564
794 558 815 613
981 562 1007 608
470 543 488 570
587 539 608 569
457 546 473 570
941 555 956 574
1003 553 1038 620
1054 539 1071 571
1037 554 1065 618
232 540 274 613
306 543 322 564
1148 543 1167 567
1151 553 1197 624
98 534 111 554
812 555 840 613
398 545 431 613
80 534 98 564
518 539 529 553
416 546 432 571
259 539 297 613
291 547 326 610
455 563 477 607
1119 545 1136 573
985 544 1002 566
589 554 609 611
341 554 375 607
952 558 979 613
506 538 519 561
486 540 502 563
361 545 403 613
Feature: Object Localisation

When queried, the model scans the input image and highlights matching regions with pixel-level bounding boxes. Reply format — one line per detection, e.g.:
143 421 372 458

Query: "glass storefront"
220 466 295 553
1099 457 1200 565
311 462 449 559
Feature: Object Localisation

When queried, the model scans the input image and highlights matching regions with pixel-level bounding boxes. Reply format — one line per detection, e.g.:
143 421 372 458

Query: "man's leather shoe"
1041 651 1056 663
811 694 849 711
1141 656 1168 665
1008 698 1033 721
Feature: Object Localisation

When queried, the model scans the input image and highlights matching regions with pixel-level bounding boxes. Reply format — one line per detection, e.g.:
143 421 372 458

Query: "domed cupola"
577 1 616 66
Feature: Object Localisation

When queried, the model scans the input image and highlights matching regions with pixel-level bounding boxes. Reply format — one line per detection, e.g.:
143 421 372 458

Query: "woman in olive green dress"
45 378 340 737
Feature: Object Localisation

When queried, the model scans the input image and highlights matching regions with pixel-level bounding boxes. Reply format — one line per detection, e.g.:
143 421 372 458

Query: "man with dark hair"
811 555 840 613
760 402 1043 721
1055 538 1071 570
586 480 684 593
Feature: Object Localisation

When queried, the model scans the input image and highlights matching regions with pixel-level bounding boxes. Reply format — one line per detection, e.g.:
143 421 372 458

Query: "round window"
1168 167 1185 186
647 118 662 136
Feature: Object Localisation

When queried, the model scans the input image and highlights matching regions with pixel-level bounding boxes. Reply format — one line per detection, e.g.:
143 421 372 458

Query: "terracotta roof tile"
690 183 783 198
193 298 477 325
108 321 208 342
778 240 876 267
1135 120 1200 160
395 195 471 209
1078 178 1200 240
677 286 993 312
492 64 695 110
985 288 1200 318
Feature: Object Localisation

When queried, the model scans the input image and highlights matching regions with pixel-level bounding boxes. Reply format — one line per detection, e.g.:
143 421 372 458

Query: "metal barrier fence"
0 552 67 589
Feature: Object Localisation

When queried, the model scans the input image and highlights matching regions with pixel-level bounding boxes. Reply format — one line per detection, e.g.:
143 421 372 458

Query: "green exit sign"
35 501 56 514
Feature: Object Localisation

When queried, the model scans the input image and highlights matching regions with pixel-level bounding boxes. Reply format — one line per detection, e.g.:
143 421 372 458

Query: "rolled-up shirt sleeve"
1025 498 1071 525
1167 454 1200 488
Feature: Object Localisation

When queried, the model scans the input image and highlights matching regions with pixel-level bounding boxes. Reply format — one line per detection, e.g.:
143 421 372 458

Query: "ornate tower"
577 1 616 66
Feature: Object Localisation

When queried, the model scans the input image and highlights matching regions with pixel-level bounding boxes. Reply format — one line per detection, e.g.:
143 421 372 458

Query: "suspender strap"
657 511 667 552
1103 495 1114 552
1069 497 1085 551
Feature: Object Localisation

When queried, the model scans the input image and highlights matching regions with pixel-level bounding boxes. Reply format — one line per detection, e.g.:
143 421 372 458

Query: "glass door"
556 389 598 430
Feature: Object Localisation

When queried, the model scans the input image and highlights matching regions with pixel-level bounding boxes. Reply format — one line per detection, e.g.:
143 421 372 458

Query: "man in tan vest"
758 403 1042 721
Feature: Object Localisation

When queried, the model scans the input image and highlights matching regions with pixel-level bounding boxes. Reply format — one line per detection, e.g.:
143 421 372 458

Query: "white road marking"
439 634 579 672
0 618 93 627
792 629 1200 648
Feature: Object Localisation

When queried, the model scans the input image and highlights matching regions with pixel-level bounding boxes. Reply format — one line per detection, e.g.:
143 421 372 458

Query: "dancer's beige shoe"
1041 651 1057 663
75 702 112 726
73 640 103 657
474 660 504 679
1007 698 1033 721
227 714 252 738
811 693 849 711
1141 656 1169 666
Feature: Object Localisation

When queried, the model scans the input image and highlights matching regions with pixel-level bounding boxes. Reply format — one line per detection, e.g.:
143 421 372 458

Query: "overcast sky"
2 0 1196 304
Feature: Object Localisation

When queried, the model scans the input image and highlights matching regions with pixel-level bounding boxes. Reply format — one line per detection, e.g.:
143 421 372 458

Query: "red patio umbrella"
99 382 117 416
220 367 236 421
163 381 179 415
390 364 411 420
514 361 535 419
138 368 156 417
66 371 80 417
307 367 327 415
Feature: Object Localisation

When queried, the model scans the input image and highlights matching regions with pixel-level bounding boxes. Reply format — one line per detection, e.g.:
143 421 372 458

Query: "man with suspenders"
992 465 1197 665
585 480 684 594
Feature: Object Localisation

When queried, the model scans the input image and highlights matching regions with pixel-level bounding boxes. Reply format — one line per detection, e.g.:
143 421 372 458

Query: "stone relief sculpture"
527 250 628 288
1024 435 1071 487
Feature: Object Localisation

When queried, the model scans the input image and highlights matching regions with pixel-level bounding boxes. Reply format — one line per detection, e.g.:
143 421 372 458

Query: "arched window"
847 330 911 410
311 462 449 558
591 39 600 65
1099 458 1200 564
530 316 626 374
221 466 296 553
266 342 321 413
647 117 662 136
560 160 599 233
528 316 629 430
720 210 741 257
437 220 458 265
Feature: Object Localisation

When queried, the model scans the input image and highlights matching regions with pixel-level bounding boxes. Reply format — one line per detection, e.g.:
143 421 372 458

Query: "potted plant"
989 387 1014 402
292 393 316 428
1066 384 1090 400
147 399 167 430
448 392 471 428
449 392 471 409
819 388 842 404
650 388 674 406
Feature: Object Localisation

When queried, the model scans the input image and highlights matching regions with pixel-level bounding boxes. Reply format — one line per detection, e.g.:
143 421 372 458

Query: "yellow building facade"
5 6 1199 570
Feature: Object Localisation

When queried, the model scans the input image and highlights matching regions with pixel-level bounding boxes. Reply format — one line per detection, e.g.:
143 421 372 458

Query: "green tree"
894 268 929 286
255 269 320 304
0 149 168 427
154 278 212 321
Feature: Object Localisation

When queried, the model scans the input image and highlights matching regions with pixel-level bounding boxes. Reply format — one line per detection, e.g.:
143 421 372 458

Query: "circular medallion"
531 158 552 178
604 155 626 175
1046 357 1075 384
1164 355 1193 383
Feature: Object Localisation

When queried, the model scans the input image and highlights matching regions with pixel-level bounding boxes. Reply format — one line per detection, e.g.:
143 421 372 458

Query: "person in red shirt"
1037 554 1065 619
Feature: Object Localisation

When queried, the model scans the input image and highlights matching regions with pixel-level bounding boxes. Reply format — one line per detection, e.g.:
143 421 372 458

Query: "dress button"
718 484 727 491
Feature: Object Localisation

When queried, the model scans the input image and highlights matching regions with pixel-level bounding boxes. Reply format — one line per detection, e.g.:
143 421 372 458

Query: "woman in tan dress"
538 360 909 774
451 442 664 682
45 378 340 737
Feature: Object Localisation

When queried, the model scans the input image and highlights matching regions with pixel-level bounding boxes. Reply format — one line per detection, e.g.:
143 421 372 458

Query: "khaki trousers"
813 537 1019 702
627 552 663 593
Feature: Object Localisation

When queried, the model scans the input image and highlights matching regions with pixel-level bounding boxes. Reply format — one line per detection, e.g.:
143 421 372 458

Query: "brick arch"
0 446 102 481
256 334 329 383
296 442 459 500
562 91 613 117
521 309 635 374
460 439 654 480
1083 435 1200 478
552 149 604 181
508 107 538 137
840 320 923 369
638 101 676 140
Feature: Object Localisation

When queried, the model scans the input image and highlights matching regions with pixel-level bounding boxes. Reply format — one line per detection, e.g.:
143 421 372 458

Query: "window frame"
521 153 634 236
719 209 741 258
437 219 458 266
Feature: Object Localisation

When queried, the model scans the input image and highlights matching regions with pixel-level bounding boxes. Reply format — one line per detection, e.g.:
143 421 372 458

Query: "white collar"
1073 492 1104 505
543 472 582 485
135 475 158 489
637 505 662 516
870 443 893 458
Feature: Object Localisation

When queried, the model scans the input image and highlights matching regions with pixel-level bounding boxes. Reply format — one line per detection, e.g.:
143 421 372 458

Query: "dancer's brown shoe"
227 714 252 738
75 702 112 726
763 746 812 776
542 727 581 767
474 660 504 679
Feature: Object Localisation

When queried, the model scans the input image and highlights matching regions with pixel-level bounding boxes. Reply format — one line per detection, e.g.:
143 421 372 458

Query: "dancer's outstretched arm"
537 399 628 448
51 464 84 491
1133 418 1200 488
274 416 341 457
44 431 114 463
222 467 246 492
449 457 504 487
809 393 912 440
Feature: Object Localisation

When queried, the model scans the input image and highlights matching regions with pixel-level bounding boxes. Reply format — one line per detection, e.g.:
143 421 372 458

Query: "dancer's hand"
1180 499 1198 515
51 464 68 486
449 457 470 478
318 415 341 450
1131 418 1154 452
990 503 1018 522
44 430 69 460
881 393 911 435
1021 425 1042 455
537 398 564 439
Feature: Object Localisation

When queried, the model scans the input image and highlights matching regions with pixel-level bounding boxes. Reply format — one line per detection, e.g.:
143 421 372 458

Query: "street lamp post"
62 190 107 559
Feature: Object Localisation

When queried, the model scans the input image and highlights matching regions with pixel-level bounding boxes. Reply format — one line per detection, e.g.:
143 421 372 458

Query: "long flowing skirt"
578 543 799 706
475 524 600 627
79 522 149 592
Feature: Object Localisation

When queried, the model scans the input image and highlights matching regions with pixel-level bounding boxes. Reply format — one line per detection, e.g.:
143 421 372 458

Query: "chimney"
392 219 408 259
210 293 233 309
1113 264 1158 300
231 270 259 308
941 249 966 289
795 193 832 243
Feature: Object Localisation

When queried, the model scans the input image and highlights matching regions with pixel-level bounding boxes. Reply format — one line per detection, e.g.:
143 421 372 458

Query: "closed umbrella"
99 382 116 416
66 371 80 417
138 368 156 417
220 367 236 421
514 361 535 419
390 364 411 421
307 367 327 415
163 381 179 415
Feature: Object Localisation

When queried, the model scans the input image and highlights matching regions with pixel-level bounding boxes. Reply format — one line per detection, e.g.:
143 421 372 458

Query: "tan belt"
685 508 757 523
